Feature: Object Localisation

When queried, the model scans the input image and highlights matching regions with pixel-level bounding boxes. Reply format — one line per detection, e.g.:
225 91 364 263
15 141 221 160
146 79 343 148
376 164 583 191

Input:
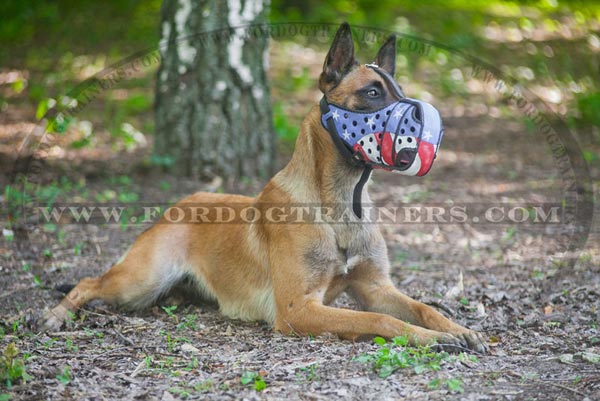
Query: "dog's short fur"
40 23 487 353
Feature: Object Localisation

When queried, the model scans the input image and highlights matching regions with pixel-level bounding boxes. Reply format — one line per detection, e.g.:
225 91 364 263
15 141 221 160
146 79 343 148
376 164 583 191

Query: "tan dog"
41 23 487 353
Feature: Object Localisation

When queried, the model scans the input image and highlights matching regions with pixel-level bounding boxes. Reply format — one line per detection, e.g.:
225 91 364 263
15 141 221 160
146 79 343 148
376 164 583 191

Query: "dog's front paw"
38 306 67 332
431 331 488 354
456 330 489 354
431 332 469 353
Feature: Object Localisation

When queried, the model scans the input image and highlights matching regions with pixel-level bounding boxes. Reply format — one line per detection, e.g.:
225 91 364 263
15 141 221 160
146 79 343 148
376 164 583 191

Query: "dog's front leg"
346 263 489 353
268 241 468 349
276 297 468 349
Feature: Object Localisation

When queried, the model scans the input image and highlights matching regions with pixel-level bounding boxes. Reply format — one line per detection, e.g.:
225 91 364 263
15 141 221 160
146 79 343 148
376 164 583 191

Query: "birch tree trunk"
154 0 275 180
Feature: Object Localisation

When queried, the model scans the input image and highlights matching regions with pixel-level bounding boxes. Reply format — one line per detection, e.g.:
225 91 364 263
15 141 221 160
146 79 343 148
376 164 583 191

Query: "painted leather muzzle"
320 65 444 176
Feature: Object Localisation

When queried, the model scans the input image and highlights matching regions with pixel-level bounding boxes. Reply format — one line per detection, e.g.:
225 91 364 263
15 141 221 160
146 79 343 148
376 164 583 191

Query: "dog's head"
319 23 402 111
318 23 444 177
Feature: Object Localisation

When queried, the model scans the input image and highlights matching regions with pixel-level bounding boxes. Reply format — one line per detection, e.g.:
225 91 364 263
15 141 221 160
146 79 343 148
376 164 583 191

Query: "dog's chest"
303 224 371 276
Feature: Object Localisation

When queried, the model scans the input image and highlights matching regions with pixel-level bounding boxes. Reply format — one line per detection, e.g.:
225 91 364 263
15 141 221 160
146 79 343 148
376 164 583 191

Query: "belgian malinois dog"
41 23 487 353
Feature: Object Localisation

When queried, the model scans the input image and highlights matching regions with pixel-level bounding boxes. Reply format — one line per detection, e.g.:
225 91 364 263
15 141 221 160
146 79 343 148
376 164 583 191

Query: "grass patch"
1 343 32 388
240 371 267 391
356 336 452 378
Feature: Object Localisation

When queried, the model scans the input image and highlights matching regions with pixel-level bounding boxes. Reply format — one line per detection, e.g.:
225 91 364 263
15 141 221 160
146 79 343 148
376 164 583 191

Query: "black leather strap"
320 97 364 167
352 166 372 219
365 64 405 99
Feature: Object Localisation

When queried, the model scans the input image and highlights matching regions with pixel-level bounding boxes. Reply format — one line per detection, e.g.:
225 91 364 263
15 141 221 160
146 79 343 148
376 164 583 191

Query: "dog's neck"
273 105 367 205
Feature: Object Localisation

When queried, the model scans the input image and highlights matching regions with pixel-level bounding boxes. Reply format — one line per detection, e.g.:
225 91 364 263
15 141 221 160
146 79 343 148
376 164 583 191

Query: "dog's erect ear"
320 23 358 90
374 35 397 76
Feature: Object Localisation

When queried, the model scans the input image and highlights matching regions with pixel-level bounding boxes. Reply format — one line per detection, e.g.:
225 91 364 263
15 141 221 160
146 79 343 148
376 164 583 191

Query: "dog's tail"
55 283 76 294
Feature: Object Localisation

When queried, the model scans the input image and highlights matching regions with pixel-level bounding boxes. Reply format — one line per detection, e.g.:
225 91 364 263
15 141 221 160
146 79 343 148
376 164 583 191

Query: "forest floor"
1 109 600 400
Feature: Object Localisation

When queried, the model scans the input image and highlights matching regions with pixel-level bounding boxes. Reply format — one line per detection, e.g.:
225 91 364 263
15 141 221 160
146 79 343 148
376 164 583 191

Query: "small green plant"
428 377 464 393
502 227 517 241
185 356 199 371
241 371 267 391
65 337 78 352
176 314 198 331
355 336 451 378
161 330 177 353
161 305 178 323
0 343 32 388
73 242 84 256
144 354 153 369
55 366 72 385
296 363 320 382
169 386 191 398
83 327 103 340
445 377 464 393
32 275 43 287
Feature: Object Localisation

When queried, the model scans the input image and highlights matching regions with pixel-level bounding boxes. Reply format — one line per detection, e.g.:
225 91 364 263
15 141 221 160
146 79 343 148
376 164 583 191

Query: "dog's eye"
367 89 379 97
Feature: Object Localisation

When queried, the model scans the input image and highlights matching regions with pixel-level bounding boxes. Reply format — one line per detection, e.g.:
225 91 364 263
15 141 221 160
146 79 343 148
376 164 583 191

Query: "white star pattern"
331 110 340 120
366 117 375 126
342 129 351 141
423 130 432 140
392 109 402 120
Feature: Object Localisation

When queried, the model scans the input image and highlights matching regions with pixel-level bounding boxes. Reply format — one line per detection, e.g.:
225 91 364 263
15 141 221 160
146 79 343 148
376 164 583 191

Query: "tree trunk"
154 0 275 180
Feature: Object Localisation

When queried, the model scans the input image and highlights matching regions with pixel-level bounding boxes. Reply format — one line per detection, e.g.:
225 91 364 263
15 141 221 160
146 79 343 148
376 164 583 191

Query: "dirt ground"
1 99 600 401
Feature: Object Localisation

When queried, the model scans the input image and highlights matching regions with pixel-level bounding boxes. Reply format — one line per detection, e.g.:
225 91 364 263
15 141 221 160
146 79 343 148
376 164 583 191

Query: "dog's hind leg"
39 226 189 331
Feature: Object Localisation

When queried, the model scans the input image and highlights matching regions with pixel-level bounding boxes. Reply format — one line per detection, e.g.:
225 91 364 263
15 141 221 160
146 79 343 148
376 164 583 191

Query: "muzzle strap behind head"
365 63 405 99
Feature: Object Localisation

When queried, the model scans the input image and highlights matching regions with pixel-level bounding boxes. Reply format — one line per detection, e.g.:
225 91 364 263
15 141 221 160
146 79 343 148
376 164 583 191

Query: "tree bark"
154 0 275 180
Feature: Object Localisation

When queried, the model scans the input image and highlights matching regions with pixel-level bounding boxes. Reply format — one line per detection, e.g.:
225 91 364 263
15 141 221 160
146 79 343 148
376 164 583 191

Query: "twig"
112 328 136 347
544 381 587 397
91 346 130 362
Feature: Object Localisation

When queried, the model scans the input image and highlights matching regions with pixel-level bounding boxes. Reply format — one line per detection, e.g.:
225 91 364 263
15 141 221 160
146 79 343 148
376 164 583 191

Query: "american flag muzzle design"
320 97 444 176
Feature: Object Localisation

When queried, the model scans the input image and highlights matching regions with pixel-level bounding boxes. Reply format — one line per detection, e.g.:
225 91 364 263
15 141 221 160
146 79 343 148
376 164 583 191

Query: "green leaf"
240 371 255 385
581 351 600 364
392 336 409 346
254 377 267 391
56 366 72 385
373 336 387 346
428 378 442 389
414 364 427 374
446 378 464 393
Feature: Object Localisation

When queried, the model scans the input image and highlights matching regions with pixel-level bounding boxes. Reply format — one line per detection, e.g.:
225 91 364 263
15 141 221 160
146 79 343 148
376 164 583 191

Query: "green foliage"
273 102 298 144
428 377 465 393
0 343 32 388
576 92 600 127
176 314 199 331
296 363 320 382
73 242 84 256
355 336 452 378
161 305 178 323
240 371 267 391
55 366 72 385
